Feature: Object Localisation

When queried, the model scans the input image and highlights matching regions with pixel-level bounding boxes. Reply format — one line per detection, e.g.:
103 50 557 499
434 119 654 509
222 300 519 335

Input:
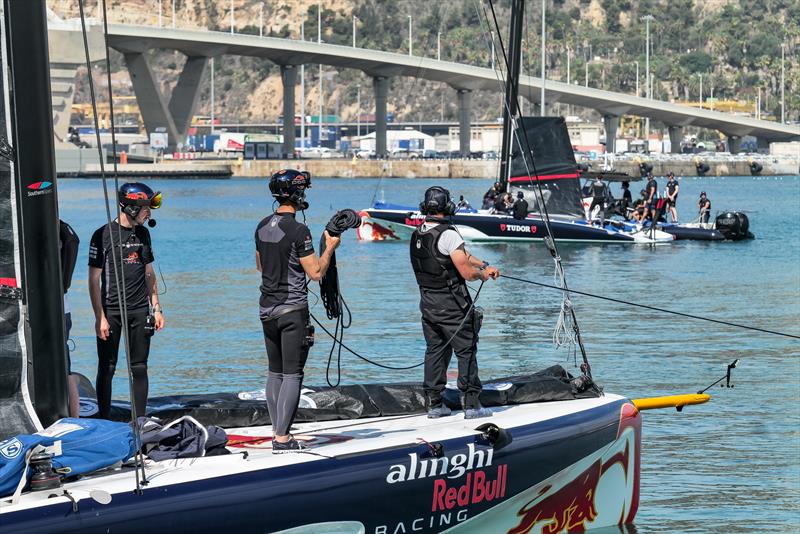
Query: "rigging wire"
308 279 487 381
499 273 800 340
77 0 147 491
478 0 592 376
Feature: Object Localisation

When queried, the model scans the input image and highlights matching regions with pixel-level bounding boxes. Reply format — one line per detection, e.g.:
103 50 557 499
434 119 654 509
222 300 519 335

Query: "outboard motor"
696 161 710 175
715 211 753 240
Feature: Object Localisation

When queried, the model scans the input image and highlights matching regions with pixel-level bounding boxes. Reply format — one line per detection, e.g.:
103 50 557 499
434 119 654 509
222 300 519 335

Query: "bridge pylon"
122 51 207 152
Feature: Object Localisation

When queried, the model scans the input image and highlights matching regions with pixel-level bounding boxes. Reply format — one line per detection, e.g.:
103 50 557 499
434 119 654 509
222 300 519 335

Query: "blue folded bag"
0 418 134 498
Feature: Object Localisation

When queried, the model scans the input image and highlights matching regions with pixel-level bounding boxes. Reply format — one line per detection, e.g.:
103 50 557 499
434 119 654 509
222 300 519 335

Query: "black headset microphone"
122 204 157 228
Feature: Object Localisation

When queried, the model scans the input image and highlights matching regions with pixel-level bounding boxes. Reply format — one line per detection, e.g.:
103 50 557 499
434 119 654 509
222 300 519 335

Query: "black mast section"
498 0 525 190
5 0 68 425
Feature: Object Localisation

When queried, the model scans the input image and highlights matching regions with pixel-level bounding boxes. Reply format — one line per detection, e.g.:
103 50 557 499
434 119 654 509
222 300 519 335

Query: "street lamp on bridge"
641 14 655 143
408 16 412 56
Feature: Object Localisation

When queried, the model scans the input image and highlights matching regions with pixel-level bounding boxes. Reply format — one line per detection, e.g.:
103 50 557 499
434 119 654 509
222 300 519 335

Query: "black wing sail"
0 13 41 439
509 117 585 219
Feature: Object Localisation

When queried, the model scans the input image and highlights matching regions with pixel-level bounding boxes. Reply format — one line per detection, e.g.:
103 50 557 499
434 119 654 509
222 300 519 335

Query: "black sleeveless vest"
409 223 465 290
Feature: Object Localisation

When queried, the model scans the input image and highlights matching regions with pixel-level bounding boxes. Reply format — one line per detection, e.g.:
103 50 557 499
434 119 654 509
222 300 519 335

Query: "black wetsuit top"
512 198 529 220
645 179 658 202
591 181 608 200
622 189 632 204
255 212 314 319
493 195 509 213
666 180 678 199
88 222 154 312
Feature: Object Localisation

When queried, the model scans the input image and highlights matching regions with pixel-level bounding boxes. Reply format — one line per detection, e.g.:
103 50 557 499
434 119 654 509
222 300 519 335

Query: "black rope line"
480 0 593 376
309 311 424 371
500 274 800 340
78 0 147 491
309 280 487 378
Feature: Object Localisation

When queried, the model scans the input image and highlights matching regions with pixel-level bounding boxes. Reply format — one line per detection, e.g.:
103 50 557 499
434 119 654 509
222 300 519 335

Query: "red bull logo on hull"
435 402 641 534
507 402 641 533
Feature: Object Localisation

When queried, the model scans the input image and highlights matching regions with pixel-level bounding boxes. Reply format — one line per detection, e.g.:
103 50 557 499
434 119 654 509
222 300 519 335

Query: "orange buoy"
120 151 128 165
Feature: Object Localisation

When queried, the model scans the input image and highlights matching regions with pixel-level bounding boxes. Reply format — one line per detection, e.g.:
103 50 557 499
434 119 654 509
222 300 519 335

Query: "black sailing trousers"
96 309 150 420
261 307 310 436
419 287 482 410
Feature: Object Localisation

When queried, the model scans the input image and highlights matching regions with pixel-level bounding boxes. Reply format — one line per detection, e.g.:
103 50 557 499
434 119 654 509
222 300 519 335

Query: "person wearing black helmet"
88 182 164 420
512 190 528 220
256 169 339 453
410 186 499 420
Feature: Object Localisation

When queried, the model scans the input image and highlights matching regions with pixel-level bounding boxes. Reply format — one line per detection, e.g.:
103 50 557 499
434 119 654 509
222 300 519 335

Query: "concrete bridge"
49 18 799 155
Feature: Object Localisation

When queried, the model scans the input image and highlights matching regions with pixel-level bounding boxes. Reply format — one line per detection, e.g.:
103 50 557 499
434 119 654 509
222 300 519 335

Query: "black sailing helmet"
118 182 161 219
419 186 456 216
269 169 311 209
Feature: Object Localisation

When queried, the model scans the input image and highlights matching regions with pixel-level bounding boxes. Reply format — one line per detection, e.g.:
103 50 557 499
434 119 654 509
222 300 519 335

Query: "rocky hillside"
56 0 799 126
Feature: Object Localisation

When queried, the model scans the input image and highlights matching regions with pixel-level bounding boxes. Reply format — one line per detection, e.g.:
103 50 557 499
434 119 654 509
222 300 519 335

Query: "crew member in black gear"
665 172 679 223
644 172 658 223
587 175 609 226
620 181 632 212
698 191 711 223
256 169 339 453
89 183 164 420
482 181 502 209
410 186 499 420
512 191 528 220
60 219 80 417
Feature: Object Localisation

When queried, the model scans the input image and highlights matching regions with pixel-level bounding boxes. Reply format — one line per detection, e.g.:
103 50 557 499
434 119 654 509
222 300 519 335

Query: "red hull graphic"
508 403 641 533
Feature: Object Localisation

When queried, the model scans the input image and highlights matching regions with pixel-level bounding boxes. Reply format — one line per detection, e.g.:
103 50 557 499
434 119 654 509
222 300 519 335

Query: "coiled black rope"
319 209 360 320
500 274 800 340
317 209 363 386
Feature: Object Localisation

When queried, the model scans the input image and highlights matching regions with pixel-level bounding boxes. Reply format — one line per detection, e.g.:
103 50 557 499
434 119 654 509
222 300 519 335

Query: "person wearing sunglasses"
88 182 164 420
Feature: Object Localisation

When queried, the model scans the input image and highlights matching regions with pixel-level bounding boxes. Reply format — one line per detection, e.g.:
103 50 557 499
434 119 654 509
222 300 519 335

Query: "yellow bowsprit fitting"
632 393 711 411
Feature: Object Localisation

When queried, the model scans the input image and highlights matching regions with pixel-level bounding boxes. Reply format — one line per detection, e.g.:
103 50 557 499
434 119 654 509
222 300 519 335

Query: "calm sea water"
59 175 799 533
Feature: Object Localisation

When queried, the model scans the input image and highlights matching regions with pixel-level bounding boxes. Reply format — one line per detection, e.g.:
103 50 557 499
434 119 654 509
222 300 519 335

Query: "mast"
4 0 69 425
498 0 525 190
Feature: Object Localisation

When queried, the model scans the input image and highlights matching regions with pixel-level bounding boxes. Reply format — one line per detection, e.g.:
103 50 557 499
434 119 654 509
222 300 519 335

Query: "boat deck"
3 394 626 514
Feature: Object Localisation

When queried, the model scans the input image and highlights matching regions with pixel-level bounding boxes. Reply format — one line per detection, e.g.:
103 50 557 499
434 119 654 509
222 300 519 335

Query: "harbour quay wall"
231 158 796 178
74 157 796 179
234 159 498 179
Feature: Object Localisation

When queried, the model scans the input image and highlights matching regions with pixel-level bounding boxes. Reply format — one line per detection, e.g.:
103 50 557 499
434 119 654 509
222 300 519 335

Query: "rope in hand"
318 209 367 386
500 274 800 340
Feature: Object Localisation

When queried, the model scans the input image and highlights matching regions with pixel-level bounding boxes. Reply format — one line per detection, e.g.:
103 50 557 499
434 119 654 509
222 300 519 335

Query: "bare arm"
299 231 340 282
451 246 499 281
146 263 165 330
146 263 160 310
89 266 110 340
299 246 335 282
256 251 262 272
88 266 104 321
